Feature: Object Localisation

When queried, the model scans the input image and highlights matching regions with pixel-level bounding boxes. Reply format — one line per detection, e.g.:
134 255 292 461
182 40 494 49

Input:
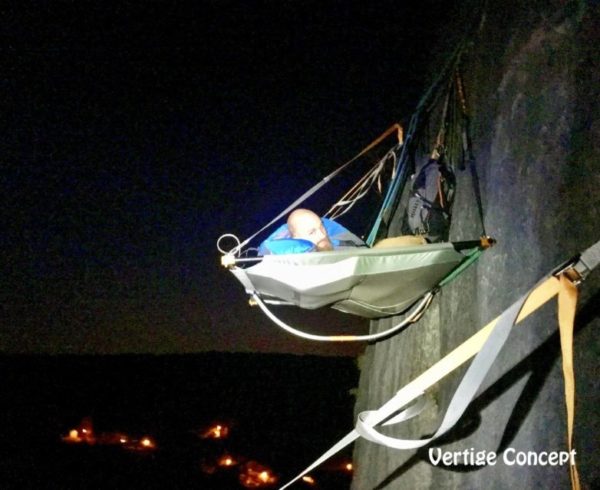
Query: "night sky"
3 1 459 355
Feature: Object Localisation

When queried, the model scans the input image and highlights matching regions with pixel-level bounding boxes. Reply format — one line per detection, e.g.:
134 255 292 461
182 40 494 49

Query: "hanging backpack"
406 157 456 243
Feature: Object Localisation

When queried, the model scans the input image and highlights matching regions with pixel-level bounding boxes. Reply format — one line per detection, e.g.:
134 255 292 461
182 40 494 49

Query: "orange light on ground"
79 417 95 442
62 429 82 443
62 426 96 444
201 423 229 439
301 475 316 485
96 432 130 446
239 461 278 488
61 417 96 445
125 436 155 450
140 437 155 449
218 454 237 467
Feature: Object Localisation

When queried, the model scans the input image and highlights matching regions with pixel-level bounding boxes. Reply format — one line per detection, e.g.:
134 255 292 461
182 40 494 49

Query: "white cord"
216 233 241 255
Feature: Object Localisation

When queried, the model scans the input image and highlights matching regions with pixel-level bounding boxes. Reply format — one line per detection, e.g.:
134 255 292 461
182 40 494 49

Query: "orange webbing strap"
455 69 468 117
437 173 445 208
558 274 581 490
354 123 403 160
432 79 453 155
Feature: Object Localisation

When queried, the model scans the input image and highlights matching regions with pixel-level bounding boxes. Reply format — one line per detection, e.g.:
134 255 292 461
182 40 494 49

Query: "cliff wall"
352 2 599 489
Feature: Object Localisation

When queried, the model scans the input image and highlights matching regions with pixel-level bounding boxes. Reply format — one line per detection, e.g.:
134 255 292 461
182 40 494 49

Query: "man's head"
287 209 333 251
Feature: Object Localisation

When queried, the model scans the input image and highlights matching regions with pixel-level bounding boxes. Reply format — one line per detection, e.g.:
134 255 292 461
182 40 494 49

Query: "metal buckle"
552 256 584 286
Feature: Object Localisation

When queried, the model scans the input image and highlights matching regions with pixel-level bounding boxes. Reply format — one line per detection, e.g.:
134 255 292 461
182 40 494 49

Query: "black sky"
3 1 459 355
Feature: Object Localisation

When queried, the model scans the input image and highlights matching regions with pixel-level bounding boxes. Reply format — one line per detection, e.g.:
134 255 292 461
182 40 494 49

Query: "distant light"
302 475 316 485
119 437 128 444
345 462 353 472
201 423 229 439
63 429 82 443
218 454 237 467
141 437 152 447
239 461 277 487
134 437 157 450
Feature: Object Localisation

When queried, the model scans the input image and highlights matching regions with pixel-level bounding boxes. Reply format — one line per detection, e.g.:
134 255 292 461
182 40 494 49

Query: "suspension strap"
437 246 485 288
432 78 454 154
558 273 580 490
455 69 487 237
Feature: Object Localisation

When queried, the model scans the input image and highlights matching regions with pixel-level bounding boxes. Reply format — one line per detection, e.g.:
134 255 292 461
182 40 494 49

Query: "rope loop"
216 233 242 255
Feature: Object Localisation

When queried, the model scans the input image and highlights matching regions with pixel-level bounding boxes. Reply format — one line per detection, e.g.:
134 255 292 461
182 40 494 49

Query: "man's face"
292 214 333 251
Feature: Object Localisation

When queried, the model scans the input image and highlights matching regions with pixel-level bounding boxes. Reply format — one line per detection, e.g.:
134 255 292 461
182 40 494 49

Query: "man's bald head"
287 209 333 251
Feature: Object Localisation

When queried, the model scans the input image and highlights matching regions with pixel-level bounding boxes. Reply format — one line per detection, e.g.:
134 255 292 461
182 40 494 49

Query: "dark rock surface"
352 2 599 489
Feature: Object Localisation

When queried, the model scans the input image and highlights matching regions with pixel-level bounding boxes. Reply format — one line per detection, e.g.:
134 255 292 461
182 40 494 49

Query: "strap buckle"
552 256 584 286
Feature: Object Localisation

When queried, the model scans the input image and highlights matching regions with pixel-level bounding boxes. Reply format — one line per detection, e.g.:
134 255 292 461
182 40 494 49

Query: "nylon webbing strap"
355 278 528 449
558 274 580 490
438 247 483 288
576 239 600 278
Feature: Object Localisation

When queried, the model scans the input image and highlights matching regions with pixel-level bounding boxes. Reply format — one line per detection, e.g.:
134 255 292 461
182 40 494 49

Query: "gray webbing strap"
355 290 525 448
278 396 429 490
575 239 600 279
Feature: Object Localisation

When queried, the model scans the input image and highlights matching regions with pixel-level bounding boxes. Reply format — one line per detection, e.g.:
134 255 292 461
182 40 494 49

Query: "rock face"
352 2 599 489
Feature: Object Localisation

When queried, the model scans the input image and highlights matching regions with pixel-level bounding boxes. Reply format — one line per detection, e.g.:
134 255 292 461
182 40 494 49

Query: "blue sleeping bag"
258 218 365 255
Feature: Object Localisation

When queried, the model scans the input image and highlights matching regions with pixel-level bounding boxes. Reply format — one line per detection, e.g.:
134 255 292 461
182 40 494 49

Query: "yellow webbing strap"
558 274 580 490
